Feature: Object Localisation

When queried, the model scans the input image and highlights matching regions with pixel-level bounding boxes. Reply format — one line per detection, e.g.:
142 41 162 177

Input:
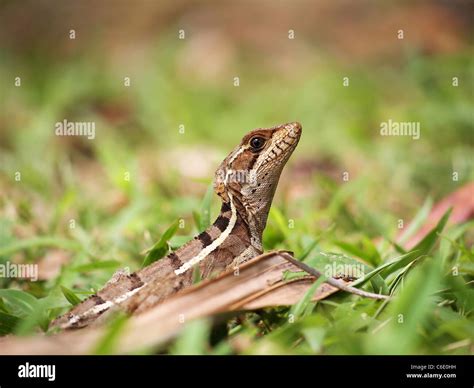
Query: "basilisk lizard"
52 122 385 330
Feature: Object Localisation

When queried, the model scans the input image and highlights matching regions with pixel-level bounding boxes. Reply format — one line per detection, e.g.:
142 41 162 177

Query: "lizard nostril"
285 122 302 139
285 122 301 132
290 122 302 132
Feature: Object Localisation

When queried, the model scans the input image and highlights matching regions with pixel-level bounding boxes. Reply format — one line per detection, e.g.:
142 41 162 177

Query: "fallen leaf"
0 251 349 355
398 183 474 250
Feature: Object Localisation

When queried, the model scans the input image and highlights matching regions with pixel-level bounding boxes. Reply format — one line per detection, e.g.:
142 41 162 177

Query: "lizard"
51 121 386 330
51 122 303 329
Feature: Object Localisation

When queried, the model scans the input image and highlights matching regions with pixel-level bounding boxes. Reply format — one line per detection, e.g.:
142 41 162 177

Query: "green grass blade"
72 260 121 272
368 259 441 354
142 220 179 267
0 289 38 318
0 311 20 335
289 276 326 319
409 207 452 254
92 313 129 355
171 319 210 355
381 208 452 278
199 184 213 231
60 286 82 306
397 197 433 245
335 237 381 267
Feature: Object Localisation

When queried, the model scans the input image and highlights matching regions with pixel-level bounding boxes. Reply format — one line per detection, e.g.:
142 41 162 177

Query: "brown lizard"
52 121 386 330
52 122 303 329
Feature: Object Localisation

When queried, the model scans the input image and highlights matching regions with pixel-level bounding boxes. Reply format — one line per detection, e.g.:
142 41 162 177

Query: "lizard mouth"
283 122 302 140
277 121 302 153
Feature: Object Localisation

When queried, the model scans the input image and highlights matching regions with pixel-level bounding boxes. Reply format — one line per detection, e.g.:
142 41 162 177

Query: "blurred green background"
0 1 472 354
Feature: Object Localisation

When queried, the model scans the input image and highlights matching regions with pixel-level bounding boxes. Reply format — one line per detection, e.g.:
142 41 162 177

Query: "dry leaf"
0 251 344 355
398 182 474 250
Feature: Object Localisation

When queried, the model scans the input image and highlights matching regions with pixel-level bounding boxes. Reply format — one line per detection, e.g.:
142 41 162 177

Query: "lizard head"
214 122 302 247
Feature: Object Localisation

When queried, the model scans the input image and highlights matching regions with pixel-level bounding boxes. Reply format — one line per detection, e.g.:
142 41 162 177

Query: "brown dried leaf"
0 251 343 355
398 183 474 250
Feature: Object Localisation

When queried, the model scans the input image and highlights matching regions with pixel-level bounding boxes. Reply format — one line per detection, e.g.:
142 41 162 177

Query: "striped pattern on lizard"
51 122 302 329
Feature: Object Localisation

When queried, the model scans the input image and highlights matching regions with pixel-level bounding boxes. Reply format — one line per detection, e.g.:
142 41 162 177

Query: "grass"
0 36 473 354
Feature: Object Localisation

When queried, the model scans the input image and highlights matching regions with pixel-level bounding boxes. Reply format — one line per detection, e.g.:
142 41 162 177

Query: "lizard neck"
230 190 270 253
171 193 257 277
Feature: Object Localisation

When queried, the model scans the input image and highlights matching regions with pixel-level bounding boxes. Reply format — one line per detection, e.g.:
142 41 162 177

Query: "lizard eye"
250 136 266 151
